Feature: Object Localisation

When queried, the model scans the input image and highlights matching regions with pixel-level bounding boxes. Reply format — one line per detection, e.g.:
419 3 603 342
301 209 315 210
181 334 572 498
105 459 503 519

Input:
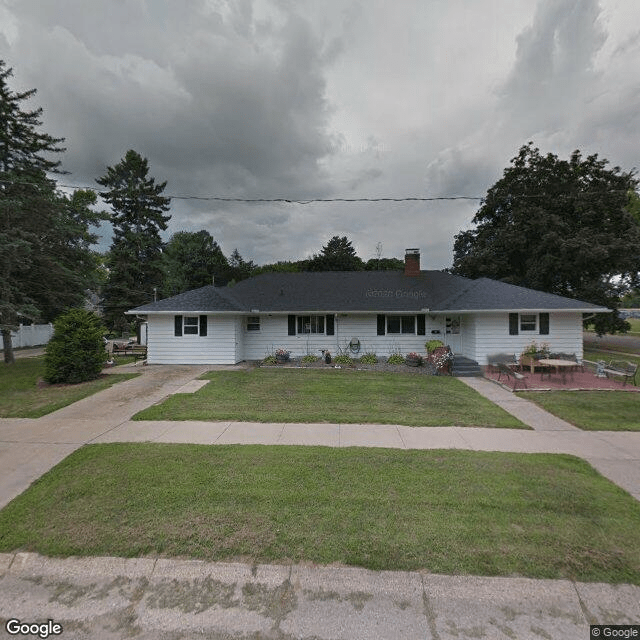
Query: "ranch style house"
127 249 606 366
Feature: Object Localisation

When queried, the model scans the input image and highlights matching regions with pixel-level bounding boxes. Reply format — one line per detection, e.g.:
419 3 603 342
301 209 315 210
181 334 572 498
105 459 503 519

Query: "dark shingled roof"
128 271 606 314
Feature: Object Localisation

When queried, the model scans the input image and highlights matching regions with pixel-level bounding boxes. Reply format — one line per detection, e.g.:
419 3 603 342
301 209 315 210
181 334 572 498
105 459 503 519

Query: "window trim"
519 313 537 332
379 314 419 335
246 315 260 332
183 316 199 335
296 314 325 334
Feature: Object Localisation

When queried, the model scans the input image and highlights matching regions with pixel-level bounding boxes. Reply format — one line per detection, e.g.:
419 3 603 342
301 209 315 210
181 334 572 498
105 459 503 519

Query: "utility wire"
2 179 633 203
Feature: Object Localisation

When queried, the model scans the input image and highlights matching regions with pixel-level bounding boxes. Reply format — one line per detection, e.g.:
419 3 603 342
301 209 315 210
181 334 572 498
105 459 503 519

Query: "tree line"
2 60 639 363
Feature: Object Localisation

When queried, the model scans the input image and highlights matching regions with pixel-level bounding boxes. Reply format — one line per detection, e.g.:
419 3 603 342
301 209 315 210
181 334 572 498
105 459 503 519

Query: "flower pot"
405 357 422 367
275 355 289 364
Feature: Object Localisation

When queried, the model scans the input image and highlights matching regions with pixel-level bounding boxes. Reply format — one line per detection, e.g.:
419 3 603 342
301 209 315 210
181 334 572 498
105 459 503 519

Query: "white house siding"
146 314 239 364
242 313 444 360
471 312 584 365
234 316 244 364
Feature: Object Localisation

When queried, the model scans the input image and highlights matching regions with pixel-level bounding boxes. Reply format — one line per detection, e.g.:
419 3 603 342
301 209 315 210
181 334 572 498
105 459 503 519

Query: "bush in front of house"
301 354 320 363
359 352 378 365
333 354 353 365
386 353 405 365
44 309 108 384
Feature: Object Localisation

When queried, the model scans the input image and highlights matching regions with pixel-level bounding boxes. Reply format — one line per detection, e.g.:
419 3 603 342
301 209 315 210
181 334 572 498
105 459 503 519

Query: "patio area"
483 365 640 392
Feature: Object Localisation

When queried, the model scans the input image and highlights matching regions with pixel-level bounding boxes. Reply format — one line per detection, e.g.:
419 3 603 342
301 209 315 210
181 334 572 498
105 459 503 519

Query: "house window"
174 315 208 337
377 314 425 336
297 315 325 334
385 315 415 334
520 314 537 332
246 316 260 331
183 316 199 334
508 312 549 336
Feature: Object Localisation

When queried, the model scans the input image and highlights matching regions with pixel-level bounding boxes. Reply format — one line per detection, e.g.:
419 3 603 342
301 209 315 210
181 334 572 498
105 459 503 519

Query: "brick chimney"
404 248 420 276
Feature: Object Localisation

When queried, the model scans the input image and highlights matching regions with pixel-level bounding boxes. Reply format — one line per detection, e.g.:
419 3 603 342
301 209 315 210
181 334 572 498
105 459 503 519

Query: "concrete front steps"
452 355 482 377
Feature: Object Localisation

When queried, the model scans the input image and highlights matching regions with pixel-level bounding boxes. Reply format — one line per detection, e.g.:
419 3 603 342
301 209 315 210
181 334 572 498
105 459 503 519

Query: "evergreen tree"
227 248 256 283
0 61 103 363
307 236 364 271
96 150 171 332
162 230 230 296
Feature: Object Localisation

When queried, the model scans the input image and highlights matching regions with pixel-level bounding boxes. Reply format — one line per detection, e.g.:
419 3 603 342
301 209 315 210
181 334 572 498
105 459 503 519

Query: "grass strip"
520 390 640 431
133 368 526 428
0 444 638 584
0 357 139 418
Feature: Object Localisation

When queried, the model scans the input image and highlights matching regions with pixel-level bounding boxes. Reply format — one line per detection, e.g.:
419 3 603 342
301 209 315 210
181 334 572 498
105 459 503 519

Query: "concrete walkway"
1 366 639 638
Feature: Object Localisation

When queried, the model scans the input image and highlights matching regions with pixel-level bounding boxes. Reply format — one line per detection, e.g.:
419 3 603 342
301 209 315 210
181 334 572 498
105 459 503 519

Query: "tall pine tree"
97 150 171 332
0 61 104 363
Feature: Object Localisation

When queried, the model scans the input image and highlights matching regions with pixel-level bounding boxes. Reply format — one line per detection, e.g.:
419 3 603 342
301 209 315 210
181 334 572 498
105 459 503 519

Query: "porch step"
451 356 482 377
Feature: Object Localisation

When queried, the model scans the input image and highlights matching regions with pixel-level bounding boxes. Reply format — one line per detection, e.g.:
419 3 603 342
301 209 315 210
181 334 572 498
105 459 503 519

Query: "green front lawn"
1 444 638 584
0 357 139 418
521 390 640 431
133 368 526 428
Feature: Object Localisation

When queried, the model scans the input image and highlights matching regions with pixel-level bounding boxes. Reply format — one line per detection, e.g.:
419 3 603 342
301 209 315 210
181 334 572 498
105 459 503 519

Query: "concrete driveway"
0 364 209 510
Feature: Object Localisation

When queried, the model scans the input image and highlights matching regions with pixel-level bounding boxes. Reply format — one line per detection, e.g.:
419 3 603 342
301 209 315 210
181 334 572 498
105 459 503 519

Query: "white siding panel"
147 314 240 364
472 312 584 365
242 314 443 360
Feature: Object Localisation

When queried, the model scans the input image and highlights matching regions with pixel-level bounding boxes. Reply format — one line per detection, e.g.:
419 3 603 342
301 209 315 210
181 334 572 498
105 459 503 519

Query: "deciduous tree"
452 143 640 334
162 230 230 296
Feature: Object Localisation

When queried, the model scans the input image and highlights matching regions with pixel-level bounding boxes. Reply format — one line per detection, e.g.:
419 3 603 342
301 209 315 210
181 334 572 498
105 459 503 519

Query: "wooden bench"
112 342 147 360
602 361 638 386
496 362 527 389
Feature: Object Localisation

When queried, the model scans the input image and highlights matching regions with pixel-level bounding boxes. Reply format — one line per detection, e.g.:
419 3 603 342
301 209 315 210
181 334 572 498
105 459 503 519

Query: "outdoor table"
537 359 578 384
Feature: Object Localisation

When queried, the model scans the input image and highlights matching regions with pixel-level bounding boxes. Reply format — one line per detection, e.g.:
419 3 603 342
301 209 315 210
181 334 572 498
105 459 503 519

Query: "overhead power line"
1 179 633 203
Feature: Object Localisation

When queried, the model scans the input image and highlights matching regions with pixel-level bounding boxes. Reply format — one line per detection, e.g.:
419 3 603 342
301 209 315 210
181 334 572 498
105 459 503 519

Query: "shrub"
262 355 277 365
44 309 108 384
333 354 353 365
301 354 320 363
405 352 423 365
386 353 405 365
359 352 378 365
425 339 444 354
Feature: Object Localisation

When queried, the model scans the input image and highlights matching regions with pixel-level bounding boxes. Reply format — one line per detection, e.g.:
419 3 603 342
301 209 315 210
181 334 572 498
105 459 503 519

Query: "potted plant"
425 339 444 355
430 345 453 375
519 341 549 373
275 348 290 364
405 352 423 367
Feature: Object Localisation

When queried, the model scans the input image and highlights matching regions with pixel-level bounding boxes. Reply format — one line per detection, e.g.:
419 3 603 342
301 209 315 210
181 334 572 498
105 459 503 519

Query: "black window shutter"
326 315 335 335
174 315 183 336
377 314 386 335
509 313 519 335
199 315 208 336
288 315 296 336
417 314 426 335
539 313 549 335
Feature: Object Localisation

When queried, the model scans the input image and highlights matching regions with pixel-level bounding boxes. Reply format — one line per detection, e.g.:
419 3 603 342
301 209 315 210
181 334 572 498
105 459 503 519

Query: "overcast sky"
1 0 639 269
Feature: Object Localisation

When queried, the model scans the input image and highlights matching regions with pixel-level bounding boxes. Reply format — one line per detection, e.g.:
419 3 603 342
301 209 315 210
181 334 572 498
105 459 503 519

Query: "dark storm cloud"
0 0 638 267
1 0 335 202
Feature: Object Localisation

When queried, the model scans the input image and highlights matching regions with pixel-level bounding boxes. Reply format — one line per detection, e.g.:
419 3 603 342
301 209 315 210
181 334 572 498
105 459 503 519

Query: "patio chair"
487 353 518 374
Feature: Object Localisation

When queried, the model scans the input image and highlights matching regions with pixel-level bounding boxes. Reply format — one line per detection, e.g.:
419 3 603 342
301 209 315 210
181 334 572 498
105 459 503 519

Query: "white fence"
10 323 54 348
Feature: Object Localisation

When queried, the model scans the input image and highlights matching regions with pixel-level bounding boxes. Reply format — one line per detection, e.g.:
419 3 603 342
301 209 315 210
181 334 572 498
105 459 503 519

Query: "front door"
445 316 462 354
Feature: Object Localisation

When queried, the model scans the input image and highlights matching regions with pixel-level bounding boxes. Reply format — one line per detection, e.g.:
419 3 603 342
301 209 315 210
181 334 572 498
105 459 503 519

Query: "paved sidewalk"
1 551 638 640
